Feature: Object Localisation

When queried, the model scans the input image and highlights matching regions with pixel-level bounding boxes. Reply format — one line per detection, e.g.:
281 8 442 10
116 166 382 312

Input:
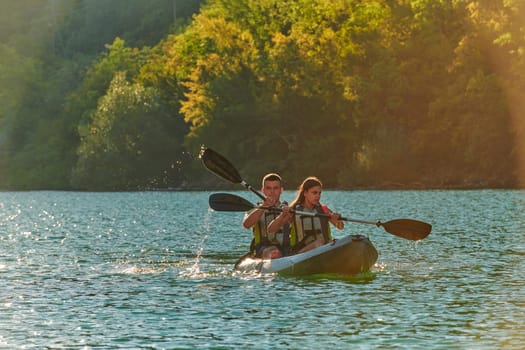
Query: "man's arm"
243 208 265 229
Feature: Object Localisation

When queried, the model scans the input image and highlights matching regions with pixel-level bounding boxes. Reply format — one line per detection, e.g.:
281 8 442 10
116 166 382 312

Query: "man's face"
262 180 282 201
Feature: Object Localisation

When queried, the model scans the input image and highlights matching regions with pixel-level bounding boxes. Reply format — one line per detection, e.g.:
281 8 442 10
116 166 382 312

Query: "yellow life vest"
252 208 283 245
289 204 332 251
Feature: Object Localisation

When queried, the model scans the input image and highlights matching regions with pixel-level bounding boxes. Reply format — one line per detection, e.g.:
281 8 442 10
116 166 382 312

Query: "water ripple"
0 190 523 348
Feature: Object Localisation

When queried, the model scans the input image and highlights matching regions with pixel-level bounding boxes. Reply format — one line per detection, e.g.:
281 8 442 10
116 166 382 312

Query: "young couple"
242 173 344 259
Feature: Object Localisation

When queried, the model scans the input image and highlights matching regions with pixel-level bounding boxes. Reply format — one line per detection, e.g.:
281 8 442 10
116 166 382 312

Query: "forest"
0 0 524 191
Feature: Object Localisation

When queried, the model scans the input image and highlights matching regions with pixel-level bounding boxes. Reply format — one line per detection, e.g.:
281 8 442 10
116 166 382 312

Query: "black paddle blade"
381 219 432 240
200 147 242 184
209 193 255 212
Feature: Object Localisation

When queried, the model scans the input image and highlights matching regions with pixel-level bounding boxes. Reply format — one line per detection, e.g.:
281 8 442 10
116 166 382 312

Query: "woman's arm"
326 206 344 230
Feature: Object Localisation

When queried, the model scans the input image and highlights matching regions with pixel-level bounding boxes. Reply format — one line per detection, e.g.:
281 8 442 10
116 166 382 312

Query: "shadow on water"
231 269 378 284
281 271 377 284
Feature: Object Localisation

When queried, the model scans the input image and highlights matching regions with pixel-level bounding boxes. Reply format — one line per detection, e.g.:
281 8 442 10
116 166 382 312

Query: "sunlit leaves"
169 0 395 185
177 14 258 137
2 0 524 189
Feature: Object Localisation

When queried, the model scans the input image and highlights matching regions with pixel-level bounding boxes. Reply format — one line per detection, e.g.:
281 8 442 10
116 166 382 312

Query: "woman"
268 176 344 253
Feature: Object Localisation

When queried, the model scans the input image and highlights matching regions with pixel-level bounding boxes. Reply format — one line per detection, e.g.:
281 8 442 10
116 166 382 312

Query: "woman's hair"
290 176 322 208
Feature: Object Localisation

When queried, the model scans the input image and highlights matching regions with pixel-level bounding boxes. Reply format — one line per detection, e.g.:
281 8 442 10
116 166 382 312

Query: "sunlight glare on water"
0 190 523 348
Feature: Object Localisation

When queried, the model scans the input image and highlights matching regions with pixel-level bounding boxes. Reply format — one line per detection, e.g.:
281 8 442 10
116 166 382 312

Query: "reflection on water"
0 190 524 349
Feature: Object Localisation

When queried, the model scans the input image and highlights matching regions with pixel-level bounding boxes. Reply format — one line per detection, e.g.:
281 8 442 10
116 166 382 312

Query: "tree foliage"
0 0 523 190
71 72 184 190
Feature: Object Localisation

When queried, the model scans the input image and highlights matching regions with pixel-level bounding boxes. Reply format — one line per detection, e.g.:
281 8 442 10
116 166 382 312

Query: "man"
242 173 289 259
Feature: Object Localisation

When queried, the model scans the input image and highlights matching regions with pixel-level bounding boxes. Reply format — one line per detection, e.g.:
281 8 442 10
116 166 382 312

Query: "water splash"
119 265 164 275
179 209 212 278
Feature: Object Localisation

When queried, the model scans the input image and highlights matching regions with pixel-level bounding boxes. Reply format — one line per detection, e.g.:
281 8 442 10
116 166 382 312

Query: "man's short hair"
262 173 281 186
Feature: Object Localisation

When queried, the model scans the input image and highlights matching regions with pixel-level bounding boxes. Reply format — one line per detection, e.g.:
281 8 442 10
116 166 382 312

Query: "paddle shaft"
202 150 432 240
257 205 379 225
253 204 430 240
209 193 432 240
242 181 266 201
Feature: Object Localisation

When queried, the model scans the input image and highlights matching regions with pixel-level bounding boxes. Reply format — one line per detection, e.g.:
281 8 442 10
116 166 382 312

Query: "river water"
0 190 523 349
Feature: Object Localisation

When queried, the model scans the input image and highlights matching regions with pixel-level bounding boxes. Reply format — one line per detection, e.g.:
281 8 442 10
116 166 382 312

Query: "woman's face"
303 185 322 207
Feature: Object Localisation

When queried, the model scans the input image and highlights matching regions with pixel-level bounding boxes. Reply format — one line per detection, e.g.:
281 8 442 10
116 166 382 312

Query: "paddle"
200 146 265 201
209 193 432 241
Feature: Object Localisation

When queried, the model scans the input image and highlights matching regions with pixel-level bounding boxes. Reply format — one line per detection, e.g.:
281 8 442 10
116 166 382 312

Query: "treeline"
0 0 523 190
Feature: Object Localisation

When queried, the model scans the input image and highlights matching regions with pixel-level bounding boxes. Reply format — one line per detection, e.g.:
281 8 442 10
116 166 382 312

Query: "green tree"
407 0 518 186
65 37 151 126
56 0 202 57
1 1 201 190
2 0 523 190
72 72 185 190
165 0 391 186
0 45 39 121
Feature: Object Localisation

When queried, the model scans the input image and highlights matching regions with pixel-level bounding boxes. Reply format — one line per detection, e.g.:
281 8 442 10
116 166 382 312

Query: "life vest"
289 204 332 252
251 203 290 255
